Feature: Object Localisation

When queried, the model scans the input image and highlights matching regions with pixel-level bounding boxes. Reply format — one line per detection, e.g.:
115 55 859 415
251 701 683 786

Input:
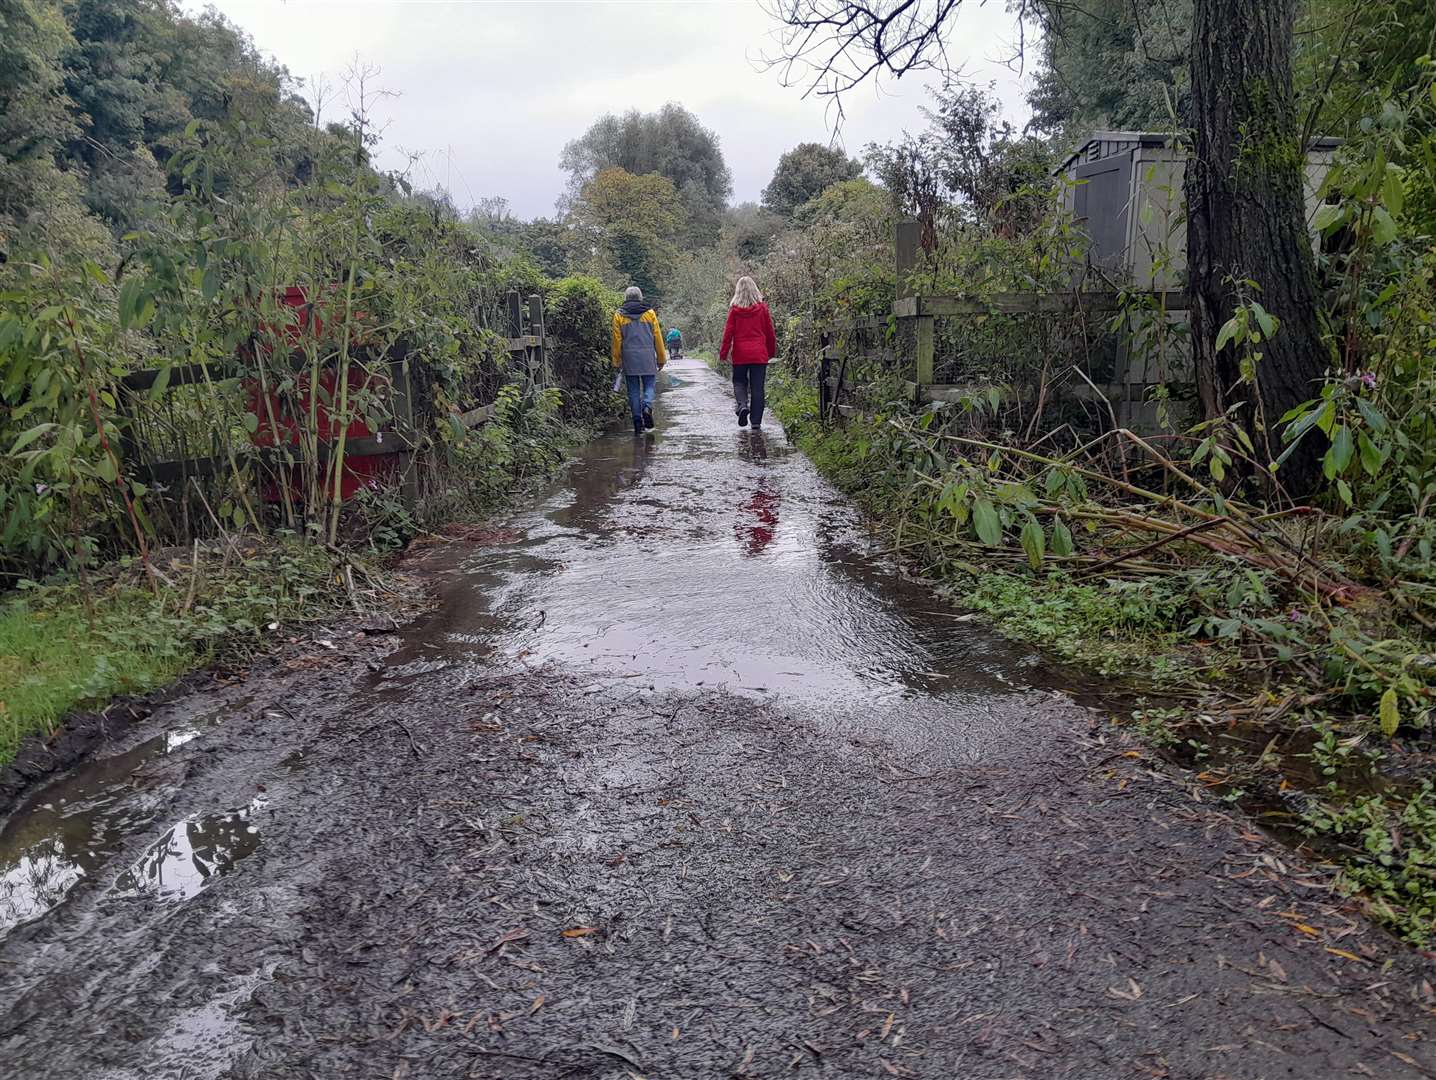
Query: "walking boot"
643 405 654 430
633 417 644 435
737 407 750 428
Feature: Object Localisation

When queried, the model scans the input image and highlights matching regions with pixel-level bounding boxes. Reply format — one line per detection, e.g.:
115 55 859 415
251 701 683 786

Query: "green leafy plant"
1302 779 1436 945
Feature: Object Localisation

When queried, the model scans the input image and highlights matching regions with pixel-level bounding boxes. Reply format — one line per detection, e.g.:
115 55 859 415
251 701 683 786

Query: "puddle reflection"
736 485 780 557
0 703 245 938
0 839 86 930
110 798 265 902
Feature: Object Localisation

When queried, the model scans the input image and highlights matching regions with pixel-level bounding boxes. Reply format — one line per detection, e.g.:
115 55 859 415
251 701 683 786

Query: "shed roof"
1057 131 1172 173
1057 130 1343 174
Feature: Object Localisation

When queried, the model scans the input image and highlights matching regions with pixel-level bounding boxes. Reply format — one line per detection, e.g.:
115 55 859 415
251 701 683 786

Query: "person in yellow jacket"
611 286 667 435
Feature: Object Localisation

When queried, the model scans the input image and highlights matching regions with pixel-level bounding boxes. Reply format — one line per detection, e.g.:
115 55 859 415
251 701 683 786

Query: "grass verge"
1 399 616 771
0 539 388 766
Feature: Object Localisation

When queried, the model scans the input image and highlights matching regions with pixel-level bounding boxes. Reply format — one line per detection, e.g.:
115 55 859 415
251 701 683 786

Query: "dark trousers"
732 364 768 425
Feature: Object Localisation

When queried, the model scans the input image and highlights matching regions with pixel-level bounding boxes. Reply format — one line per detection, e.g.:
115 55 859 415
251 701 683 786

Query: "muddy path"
1 357 1433 1079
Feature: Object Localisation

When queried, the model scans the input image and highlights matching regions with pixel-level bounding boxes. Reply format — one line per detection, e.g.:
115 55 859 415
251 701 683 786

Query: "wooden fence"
119 288 549 511
818 220 1192 426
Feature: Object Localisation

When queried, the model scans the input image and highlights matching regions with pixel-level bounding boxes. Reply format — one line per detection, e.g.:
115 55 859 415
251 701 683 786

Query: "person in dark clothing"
610 286 668 435
718 276 777 429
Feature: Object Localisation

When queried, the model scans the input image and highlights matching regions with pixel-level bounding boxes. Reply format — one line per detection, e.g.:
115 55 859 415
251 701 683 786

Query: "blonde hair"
730 276 762 307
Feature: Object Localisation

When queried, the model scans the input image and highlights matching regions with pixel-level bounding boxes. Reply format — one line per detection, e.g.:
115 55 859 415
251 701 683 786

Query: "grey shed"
1057 130 1342 288
1050 131 1341 430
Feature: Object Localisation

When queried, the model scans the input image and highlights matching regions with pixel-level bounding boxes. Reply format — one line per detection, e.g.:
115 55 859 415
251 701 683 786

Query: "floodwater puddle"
91 967 270 1080
0 700 248 938
379 358 1064 762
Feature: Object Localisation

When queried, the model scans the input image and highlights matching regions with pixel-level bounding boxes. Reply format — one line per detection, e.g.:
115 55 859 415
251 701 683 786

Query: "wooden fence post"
115 383 139 468
895 218 933 396
818 329 831 423
390 356 419 512
896 218 920 300
505 288 523 339
915 311 935 387
526 293 546 386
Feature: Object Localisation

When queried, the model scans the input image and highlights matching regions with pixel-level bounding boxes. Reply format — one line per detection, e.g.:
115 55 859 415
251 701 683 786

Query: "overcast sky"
189 0 1036 219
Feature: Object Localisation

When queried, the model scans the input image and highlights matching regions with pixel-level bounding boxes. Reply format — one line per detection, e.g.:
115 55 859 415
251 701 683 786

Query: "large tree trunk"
1187 0 1334 495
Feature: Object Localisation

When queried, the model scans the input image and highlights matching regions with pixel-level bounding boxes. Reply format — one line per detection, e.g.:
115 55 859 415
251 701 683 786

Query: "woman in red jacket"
718 276 777 429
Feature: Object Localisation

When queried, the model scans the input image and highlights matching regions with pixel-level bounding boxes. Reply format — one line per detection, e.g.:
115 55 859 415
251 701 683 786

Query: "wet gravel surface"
1 358 1434 1078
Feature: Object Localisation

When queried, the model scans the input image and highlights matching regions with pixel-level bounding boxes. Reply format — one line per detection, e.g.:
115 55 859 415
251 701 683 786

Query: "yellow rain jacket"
611 301 668 375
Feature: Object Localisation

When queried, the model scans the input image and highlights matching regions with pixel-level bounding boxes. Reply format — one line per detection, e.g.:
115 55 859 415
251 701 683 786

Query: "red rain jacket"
719 302 777 366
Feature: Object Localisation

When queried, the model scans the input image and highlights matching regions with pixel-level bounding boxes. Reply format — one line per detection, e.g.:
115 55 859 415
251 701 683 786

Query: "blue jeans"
625 374 656 423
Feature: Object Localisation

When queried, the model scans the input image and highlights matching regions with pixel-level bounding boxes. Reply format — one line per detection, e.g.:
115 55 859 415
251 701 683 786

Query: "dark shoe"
751 421 763 430
633 418 644 435
642 406 654 430
737 407 749 428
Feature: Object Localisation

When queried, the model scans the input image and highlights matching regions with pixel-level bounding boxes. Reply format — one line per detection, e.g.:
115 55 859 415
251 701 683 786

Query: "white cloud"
191 0 1037 217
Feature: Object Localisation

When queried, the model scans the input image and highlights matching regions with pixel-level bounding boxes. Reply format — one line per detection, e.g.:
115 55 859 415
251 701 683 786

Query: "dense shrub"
544 275 621 421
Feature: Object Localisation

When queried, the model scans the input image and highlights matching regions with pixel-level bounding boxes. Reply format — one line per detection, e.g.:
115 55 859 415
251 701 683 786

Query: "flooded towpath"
1 357 1432 1078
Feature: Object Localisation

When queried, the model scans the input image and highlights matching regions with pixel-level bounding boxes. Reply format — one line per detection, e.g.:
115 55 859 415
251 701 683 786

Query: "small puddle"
0 700 247 938
91 968 269 1080
1118 703 1404 845
109 797 266 903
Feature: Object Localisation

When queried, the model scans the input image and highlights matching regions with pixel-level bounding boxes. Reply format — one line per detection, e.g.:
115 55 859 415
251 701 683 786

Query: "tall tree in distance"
560 104 731 246
723 202 785 262
567 167 685 299
762 142 863 217
1186 0 1332 490
0 0 118 261
0 0 78 229
866 83 1055 245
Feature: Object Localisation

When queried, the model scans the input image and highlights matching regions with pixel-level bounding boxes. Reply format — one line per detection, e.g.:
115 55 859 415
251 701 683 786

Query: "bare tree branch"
758 0 964 125
758 0 1070 126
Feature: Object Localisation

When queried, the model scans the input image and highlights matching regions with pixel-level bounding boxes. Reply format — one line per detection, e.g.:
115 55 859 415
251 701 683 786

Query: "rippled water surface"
381 357 1054 758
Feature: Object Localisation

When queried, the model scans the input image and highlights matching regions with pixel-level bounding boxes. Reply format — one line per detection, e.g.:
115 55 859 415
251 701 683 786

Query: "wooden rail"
134 435 407 486
892 290 1189 319
120 361 247 392
896 289 1190 399
816 219 1195 421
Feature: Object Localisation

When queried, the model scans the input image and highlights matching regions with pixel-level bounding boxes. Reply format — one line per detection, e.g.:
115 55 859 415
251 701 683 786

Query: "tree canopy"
0 0 82 243
559 103 732 246
0 0 331 256
1025 0 1191 137
1026 0 1436 141
761 142 864 218
866 83 1056 245
567 167 685 299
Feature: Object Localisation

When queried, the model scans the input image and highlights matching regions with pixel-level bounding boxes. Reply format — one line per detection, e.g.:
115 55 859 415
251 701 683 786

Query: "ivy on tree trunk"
1186 0 1334 495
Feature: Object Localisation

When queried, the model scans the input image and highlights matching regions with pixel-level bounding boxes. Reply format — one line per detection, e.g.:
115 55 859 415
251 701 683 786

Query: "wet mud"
0 676 205 810
1 357 1433 1078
